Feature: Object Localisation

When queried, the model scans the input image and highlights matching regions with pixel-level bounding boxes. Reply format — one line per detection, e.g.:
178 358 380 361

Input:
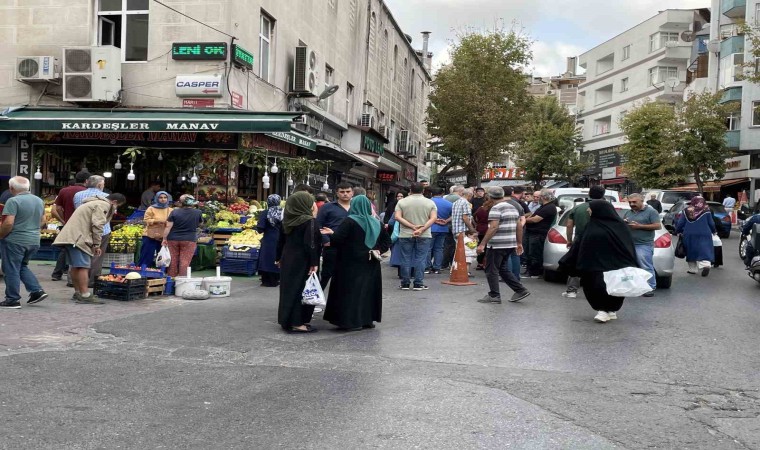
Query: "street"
1 235 759 449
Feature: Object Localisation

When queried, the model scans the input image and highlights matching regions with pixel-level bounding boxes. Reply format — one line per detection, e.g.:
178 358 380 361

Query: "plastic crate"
220 258 258 276
164 277 175 295
109 263 166 279
95 278 148 301
240 216 249 224
127 210 145 221
102 252 135 268
33 245 61 261
222 246 259 260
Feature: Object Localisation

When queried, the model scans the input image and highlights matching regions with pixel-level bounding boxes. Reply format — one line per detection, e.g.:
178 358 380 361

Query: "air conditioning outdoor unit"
396 130 409 154
16 56 60 82
293 46 318 95
359 113 375 128
378 125 387 136
63 46 121 102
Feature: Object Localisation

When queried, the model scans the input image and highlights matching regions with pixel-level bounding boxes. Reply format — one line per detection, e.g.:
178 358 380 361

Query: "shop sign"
482 167 525 181
726 156 749 172
377 170 398 182
361 133 384 156
583 147 626 175
182 98 215 108
240 133 297 156
602 166 626 180
446 175 467 184
175 75 223 98
171 42 228 61
404 166 416 182
232 92 244 109
232 44 254 70
31 131 238 150
265 131 316 151
16 133 30 176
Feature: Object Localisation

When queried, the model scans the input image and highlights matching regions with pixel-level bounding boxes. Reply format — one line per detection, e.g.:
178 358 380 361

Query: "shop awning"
264 130 317 151
601 178 627 185
670 177 749 192
375 156 402 172
313 138 379 169
481 180 527 187
0 107 301 133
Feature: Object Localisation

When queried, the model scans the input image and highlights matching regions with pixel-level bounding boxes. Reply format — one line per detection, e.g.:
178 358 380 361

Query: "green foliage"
427 25 532 186
739 23 760 84
515 96 585 185
237 147 329 182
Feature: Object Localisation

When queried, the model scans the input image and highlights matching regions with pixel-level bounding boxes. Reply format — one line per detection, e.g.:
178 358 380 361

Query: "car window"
557 195 586 212
557 204 629 226
709 204 727 214
662 192 697 204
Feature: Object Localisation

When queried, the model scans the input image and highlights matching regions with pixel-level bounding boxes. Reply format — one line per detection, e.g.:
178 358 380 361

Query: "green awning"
265 131 317 151
0 107 301 133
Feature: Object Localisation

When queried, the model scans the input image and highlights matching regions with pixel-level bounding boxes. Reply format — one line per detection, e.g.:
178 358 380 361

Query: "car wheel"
656 275 672 289
543 270 566 283
740 238 748 260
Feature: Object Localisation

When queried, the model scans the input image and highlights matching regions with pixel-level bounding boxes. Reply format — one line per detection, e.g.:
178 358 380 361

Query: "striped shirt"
451 197 472 235
487 201 519 249
74 188 111 236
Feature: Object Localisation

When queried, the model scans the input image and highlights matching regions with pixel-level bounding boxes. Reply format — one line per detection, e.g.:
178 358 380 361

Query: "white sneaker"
561 291 577 298
607 312 617 320
594 311 610 323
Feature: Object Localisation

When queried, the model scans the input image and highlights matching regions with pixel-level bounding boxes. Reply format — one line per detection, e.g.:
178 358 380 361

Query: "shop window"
97 0 149 62
259 11 274 83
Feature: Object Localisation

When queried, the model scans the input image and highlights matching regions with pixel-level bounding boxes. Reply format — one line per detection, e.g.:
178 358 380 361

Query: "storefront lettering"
61 122 150 130
362 135 384 155
165 123 219 130
16 133 30 176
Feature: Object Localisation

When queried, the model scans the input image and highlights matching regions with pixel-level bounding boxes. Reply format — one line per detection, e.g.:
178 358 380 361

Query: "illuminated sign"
377 171 397 182
172 42 228 60
232 44 254 70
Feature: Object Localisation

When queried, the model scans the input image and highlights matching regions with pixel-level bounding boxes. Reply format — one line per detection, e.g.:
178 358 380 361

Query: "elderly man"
451 188 476 239
524 189 558 279
0 177 47 309
73 175 113 286
50 170 91 281
624 193 661 297
54 193 126 303
646 193 663 214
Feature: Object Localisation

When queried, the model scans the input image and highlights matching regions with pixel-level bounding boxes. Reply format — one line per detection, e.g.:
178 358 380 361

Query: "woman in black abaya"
563 200 638 323
276 192 322 333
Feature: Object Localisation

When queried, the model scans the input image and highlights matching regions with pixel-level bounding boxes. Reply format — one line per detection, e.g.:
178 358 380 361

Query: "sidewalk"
0 261 249 352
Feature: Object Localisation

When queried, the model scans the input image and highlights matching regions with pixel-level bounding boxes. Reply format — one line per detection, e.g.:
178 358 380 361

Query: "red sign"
182 98 215 108
482 167 526 181
232 92 244 109
377 171 397 182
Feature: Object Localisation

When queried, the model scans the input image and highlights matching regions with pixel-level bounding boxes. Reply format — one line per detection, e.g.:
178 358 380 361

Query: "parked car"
662 200 731 238
542 202 675 289
642 190 699 214
547 188 620 214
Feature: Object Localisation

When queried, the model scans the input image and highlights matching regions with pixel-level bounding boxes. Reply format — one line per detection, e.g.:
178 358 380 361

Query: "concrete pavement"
1 237 759 449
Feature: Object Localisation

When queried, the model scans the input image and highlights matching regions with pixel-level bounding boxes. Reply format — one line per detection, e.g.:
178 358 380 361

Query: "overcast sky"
383 0 709 76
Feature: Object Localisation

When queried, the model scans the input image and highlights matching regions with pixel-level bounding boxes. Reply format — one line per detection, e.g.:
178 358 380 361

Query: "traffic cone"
443 233 476 286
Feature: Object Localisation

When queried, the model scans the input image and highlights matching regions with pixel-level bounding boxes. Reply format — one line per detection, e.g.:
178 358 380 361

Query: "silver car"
542 202 675 289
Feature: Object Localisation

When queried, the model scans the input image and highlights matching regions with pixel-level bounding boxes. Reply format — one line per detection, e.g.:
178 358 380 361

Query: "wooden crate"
213 233 235 249
145 278 167 296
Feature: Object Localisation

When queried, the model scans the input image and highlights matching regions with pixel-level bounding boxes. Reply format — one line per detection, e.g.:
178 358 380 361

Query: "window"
649 31 678 52
393 45 398 81
620 110 628 122
593 116 611 136
323 65 334 111
753 101 760 127
594 84 613 105
596 53 614 75
345 83 354 122
648 66 678 85
720 53 744 86
726 113 741 131
259 12 274 82
97 0 149 62
622 45 631 61
620 77 629 92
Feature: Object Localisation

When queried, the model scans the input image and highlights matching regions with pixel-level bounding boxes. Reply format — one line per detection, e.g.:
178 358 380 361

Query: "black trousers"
485 248 526 298
442 232 456 269
320 246 338 290
526 233 546 276
582 271 624 312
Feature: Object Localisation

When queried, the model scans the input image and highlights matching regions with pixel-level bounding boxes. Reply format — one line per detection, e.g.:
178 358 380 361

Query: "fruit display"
227 199 250 215
98 274 130 283
227 229 263 247
108 224 145 253
215 210 240 224
43 204 62 228
40 229 59 240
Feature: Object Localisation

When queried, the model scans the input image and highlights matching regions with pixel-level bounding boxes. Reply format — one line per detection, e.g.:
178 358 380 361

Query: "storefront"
581 146 634 195
238 131 316 199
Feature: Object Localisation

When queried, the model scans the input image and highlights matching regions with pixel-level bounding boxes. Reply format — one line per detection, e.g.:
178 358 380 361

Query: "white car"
541 202 675 289
547 188 621 213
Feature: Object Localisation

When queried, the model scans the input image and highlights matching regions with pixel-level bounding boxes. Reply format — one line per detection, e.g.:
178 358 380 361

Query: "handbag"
674 234 687 259
390 221 400 243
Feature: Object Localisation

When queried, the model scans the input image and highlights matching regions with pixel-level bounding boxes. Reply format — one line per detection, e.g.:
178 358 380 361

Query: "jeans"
0 240 42 302
430 232 447 270
526 233 546 276
508 251 521 280
485 248 526 298
138 236 163 267
399 237 432 286
634 243 656 289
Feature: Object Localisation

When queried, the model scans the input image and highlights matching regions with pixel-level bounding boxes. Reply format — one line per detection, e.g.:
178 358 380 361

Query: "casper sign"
175 75 223 98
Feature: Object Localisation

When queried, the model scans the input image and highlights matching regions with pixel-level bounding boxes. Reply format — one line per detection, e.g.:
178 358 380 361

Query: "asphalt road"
2 234 759 449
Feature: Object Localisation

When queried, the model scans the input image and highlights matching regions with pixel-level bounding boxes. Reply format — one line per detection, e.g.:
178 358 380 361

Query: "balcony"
659 41 692 63
721 0 746 19
720 35 745 56
725 130 741 149
720 86 742 103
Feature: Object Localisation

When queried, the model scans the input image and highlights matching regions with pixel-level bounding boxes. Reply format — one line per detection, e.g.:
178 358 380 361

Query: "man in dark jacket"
647 194 663 213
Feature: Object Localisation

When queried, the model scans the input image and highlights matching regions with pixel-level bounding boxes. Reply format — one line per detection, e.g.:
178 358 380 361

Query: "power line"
152 0 236 40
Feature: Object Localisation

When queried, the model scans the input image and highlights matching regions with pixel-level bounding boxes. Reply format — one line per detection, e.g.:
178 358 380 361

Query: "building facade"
0 0 431 203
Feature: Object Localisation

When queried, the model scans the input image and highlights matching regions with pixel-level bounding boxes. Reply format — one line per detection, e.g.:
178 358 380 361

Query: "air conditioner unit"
16 56 60 82
720 30 732 39
359 113 375 128
396 130 409 154
293 46 318 95
63 46 121 102
378 125 387 136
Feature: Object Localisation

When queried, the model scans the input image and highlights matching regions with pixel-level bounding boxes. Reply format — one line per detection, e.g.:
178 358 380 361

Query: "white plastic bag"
301 273 326 307
603 267 653 297
712 235 722 247
156 245 172 268
463 235 478 259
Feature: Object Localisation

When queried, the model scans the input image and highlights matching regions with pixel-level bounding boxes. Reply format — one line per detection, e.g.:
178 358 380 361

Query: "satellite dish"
665 77 680 89
318 84 340 100
681 31 695 42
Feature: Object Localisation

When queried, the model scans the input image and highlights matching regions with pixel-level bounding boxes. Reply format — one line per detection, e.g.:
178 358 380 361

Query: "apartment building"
577 9 708 192
0 0 431 201
526 57 586 115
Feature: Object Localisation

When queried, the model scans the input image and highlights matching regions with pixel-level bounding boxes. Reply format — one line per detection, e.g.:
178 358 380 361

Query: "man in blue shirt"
316 182 353 290
73 175 111 287
427 187 452 274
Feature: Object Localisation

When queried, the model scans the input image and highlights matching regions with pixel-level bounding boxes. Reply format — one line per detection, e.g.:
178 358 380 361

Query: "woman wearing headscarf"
320 195 392 330
276 192 322 333
561 200 638 323
675 196 716 276
137 191 173 267
256 194 283 287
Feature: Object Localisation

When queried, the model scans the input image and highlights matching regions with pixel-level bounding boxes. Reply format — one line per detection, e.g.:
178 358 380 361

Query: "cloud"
530 41 587 77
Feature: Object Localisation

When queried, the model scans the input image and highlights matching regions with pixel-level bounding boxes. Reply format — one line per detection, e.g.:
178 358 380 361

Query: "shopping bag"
712 235 722 247
463 235 478 259
674 235 687 259
156 245 172 268
603 267 653 297
301 273 326 307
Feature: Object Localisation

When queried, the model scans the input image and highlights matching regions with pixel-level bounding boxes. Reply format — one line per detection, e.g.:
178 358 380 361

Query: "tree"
619 100 686 189
514 96 585 186
427 26 532 186
739 22 760 84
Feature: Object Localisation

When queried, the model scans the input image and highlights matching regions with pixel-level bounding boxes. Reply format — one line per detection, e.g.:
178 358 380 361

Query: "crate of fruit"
222 245 259 260
220 258 258 276
102 252 135 268
95 275 148 301
109 263 166 279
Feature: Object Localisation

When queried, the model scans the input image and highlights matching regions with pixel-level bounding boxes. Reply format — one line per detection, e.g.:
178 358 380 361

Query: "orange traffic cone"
443 233 476 286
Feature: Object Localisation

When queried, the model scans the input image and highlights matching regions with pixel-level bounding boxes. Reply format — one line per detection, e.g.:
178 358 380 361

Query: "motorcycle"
740 233 751 260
